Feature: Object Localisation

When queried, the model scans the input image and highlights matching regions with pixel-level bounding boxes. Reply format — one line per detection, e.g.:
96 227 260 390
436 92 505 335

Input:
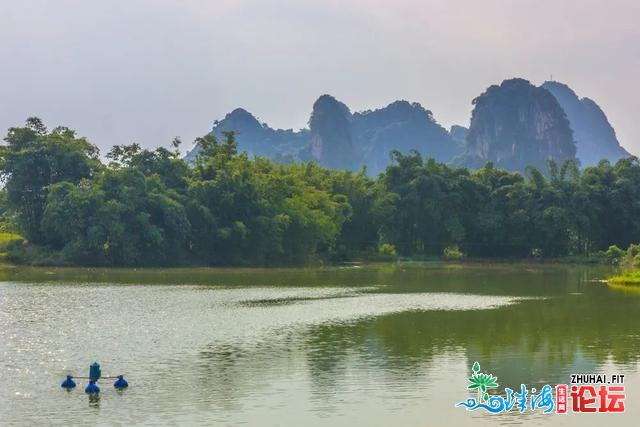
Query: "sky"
1 0 639 156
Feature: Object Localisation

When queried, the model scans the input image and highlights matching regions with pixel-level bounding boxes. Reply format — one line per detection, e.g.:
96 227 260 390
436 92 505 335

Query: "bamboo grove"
1 118 639 266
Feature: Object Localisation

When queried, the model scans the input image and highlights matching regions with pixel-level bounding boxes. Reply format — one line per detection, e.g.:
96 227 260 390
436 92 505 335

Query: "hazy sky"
1 0 639 155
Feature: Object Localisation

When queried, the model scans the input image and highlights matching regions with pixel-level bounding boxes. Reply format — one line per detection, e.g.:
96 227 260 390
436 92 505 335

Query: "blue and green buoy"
85 361 102 393
61 362 129 394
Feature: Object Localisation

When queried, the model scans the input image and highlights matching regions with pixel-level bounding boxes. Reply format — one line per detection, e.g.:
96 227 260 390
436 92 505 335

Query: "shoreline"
607 271 640 286
0 255 615 270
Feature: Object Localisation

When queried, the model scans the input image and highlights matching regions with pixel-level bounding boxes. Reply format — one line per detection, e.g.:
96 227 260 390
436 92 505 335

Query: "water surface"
1 263 638 426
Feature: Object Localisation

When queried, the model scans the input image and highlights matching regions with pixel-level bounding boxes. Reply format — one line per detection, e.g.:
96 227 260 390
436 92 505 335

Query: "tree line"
1 117 639 267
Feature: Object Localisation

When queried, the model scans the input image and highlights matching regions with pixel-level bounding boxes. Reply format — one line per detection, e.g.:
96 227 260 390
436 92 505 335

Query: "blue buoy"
113 375 128 389
61 375 76 389
85 380 100 394
89 362 101 380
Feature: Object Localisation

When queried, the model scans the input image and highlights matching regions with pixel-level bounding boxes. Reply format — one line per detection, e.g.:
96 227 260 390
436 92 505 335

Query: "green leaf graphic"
466 362 499 403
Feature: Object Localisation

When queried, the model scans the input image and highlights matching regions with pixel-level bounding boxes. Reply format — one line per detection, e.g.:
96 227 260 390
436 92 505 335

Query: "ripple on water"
0 282 524 426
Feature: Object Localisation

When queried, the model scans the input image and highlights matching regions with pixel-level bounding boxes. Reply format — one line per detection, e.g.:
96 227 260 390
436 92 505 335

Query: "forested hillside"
186 80 634 175
2 118 640 266
186 95 457 174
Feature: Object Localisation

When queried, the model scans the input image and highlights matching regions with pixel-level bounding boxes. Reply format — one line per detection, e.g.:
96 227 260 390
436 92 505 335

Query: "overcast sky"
1 0 639 155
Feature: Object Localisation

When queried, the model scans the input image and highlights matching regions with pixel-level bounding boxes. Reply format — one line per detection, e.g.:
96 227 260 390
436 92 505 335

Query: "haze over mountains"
186 78 633 173
541 81 631 167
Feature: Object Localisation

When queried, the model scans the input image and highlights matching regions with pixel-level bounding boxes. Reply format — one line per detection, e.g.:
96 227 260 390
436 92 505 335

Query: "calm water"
1 263 639 426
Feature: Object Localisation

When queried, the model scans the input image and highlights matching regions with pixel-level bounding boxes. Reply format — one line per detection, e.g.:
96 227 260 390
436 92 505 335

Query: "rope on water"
71 375 122 380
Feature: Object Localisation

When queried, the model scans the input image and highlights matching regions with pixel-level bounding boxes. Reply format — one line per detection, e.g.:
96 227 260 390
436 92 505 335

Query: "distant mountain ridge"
541 81 630 167
463 78 577 172
187 95 457 174
351 100 455 174
184 108 308 163
186 79 633 173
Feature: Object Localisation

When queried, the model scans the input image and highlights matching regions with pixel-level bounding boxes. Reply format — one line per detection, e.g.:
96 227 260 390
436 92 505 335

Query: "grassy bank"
604 244 640 286
608 271 640 286
0 232 23 260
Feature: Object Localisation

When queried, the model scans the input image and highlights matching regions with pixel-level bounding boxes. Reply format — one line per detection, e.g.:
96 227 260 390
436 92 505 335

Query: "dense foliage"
605 244 640 286
2 118 640 267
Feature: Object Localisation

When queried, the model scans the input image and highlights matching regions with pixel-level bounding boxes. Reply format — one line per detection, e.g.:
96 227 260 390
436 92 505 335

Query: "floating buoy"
113 375 128 389
89 362 101 380
61 362 128 393
85 380 100 394
61 375 76 389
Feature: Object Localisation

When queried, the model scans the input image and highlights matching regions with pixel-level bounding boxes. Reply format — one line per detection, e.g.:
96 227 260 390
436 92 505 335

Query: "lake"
1 263 639 426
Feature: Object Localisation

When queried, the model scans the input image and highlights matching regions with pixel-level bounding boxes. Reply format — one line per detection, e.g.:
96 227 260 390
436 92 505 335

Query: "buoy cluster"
60 362 129 394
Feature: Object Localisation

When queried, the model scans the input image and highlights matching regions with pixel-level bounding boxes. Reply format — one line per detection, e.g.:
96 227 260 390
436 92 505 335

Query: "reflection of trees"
0 265 386 286
196 337 305 412
188 264 636 408
301 288 640 394
302 326 352 395
375 263 606 297
88 393 100 408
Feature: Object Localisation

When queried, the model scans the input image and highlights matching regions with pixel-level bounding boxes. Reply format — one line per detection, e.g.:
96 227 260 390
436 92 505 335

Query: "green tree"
0 118 100 242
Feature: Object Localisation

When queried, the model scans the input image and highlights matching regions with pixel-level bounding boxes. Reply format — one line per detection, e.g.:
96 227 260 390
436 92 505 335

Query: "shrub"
530 248 543 258
604 245 626 265
443 245 465 260
378 243 398 257
627 244 640 259
4 239 28 264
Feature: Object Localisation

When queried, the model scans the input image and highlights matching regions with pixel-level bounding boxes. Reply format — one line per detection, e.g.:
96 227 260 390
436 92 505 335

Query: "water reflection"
193 273 640 422
88 393 100 408
300 294 640 390
2 263 639 426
